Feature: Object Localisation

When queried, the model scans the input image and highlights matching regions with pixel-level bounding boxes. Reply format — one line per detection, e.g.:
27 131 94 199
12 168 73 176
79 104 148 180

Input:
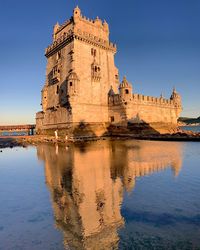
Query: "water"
0 139 200 250
0 130 35 136
0 131 29 136
181 125 200 133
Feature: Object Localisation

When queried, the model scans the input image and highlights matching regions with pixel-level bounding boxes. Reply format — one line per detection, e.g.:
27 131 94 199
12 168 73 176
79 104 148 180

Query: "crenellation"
55 19 72 35
110 91 181 111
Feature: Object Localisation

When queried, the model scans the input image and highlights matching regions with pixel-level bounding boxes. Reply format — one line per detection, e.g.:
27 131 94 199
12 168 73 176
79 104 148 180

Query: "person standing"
55 130 58 140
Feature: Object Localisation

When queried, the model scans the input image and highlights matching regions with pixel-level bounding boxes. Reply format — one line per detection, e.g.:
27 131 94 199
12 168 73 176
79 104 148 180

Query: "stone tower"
36 6 182 136
36 6 119 132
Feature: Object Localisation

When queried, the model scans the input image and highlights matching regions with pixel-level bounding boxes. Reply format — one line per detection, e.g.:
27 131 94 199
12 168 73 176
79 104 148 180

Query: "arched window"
91 48 97 57
91 62 101 81
125 89 129 94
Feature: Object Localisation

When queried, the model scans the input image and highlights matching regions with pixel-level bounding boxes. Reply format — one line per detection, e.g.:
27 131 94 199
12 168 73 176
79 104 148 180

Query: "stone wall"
108 90 182 125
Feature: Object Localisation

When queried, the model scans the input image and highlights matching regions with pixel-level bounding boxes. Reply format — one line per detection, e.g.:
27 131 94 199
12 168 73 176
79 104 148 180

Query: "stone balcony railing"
45 29 117 57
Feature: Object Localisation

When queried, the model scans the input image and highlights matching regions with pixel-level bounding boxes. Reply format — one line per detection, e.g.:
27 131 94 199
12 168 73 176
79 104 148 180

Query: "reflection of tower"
37 139 184 249
109 140 184 192
37 142 124 250
171 158 183 177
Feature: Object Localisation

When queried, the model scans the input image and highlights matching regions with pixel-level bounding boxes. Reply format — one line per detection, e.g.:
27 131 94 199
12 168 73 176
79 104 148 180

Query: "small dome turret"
119 76 132 89
67 71 80 97
170 87 181 105
73 6 81 23
119 76 133 101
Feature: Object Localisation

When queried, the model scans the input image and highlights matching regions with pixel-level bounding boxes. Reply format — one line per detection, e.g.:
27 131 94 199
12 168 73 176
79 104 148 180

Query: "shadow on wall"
55 120 177 139
36 119 178 138
107 121 162 137
70 115 175 138
72 121 97 137
72 121 107 138
109 122 160 136
107 114 178 136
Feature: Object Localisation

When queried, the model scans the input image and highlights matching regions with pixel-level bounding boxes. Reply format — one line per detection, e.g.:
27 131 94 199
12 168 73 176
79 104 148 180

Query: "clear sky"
1 0 200 124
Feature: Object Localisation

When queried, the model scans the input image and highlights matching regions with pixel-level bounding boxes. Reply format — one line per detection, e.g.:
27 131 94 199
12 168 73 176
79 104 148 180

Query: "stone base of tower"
36 109 179 139
36 110 109 138
36 122 109 138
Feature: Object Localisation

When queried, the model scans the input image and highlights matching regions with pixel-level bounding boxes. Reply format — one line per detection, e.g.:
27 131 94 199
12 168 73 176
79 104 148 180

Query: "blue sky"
1 0 200 124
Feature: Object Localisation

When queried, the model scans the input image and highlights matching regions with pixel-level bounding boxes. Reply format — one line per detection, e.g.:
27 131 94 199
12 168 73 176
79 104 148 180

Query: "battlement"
75 14 109 32
54 19 72 34
45 7 116 57
73 6 109 35
54 6 109 34
109 93 181 109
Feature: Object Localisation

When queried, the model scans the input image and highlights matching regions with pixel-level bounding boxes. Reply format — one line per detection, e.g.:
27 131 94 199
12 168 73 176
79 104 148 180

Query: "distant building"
36 7 182 136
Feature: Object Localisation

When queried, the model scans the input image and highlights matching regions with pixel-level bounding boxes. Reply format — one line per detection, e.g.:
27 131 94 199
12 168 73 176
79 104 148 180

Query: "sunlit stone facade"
36 7 182 135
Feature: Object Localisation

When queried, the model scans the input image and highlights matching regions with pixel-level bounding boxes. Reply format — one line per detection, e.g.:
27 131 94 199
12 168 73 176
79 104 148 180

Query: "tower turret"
53 22 60 41
170 87 182 107
119 76 133 101
103 20 109 33
73 6 81 23
66 71 80 98
170 87 182 121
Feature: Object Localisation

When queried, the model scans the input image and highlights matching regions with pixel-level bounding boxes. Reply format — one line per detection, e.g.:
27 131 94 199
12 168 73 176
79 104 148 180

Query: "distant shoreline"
179 124 200 127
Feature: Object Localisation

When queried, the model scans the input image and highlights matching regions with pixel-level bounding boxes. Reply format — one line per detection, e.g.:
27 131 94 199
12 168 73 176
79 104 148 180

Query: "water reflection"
37 140 183 249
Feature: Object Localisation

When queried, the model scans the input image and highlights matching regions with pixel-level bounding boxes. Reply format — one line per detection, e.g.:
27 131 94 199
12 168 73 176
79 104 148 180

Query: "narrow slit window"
56 85 59 94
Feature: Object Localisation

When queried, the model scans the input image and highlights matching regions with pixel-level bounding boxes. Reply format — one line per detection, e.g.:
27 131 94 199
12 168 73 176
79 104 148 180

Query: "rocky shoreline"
0 130 200 150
